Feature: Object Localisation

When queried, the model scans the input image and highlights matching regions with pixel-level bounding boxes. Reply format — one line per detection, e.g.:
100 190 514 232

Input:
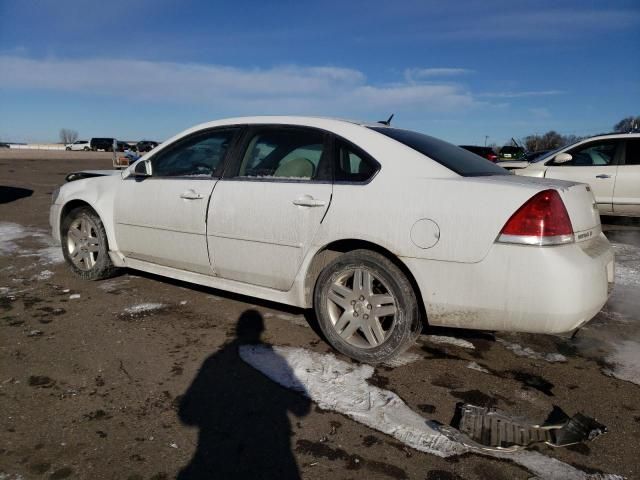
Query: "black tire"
314 249 421 364
61 207 118 280
65 147 71 151
84 147 90 151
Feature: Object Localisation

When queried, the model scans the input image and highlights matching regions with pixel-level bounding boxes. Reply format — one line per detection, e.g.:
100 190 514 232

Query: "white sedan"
50 117 614 363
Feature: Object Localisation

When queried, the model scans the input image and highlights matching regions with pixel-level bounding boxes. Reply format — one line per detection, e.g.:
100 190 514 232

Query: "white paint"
240 345 621 480
496 338 567 363
424 335 475 349
603 340 640 387
466 362 490 373
123 303 166 315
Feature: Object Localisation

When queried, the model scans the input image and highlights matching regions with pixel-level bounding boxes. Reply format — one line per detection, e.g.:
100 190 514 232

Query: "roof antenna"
378 114 394 126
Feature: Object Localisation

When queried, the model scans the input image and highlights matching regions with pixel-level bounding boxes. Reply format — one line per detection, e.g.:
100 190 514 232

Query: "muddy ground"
1 150 639 480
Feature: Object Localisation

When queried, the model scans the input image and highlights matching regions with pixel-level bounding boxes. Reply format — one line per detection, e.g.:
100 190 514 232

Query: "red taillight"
497 190 574 246
487 153 498 162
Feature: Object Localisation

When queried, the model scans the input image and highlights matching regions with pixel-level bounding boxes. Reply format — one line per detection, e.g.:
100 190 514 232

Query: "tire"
314 249 421 364
65 147 71 151
61 207 118 280
84 147 90 151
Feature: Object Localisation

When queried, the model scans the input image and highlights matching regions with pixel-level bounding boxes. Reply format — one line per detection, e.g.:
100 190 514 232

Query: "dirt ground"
1 150 639 480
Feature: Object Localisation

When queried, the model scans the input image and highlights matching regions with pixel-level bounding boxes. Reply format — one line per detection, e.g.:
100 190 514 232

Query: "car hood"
65 170 121 182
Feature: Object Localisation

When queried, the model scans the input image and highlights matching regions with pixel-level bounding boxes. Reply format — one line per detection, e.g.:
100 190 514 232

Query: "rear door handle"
293 195 326 207
595 174 611 179
180 189 204 200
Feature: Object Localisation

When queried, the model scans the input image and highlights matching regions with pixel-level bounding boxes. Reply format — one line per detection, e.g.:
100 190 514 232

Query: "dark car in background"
136 140 159 153
90 138 115 152
117 141 133 152
524 149 551 162
0 142 10 149
459 145 498 162
499 145 525 160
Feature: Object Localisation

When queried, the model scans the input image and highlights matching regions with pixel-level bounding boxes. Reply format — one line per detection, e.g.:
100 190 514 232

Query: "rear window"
370 127 508 176
500 146 524 154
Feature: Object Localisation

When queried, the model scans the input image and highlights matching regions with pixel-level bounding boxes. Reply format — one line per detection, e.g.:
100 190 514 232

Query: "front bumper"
404 233 614 334
49 203 61 245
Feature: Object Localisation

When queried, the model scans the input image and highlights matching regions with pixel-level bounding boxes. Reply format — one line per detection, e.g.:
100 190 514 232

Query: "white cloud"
0 55 480 115
405 67 473 82
478 90 564 98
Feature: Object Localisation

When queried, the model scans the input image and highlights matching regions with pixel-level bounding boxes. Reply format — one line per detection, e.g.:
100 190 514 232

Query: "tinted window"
237 129 327 180
553 140 618 166
151 129 236 177
370 127 508 176
335 141 379 182
625 139 640 165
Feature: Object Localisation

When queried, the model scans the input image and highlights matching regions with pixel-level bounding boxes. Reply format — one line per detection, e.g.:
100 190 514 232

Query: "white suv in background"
65 140 91 151
515 133 640 216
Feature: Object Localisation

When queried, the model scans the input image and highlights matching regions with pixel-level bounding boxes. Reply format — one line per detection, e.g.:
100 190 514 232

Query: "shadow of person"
177 309 311 479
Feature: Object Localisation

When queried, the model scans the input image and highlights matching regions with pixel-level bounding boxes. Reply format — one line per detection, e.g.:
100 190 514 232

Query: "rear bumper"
404 233 614 334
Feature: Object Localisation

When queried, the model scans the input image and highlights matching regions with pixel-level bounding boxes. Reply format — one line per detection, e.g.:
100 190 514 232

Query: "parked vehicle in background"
116 141 132 152
516 133 640 216
66 140 91 151
0 142 10 148
459 145 498 162
50 116 613 363
499 145 525 160
90 138 115 152
136 140 159 153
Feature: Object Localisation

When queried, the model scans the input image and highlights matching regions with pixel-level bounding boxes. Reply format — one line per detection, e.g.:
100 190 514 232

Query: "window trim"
143 126 244 180
331 134 381 185
221 124 333 184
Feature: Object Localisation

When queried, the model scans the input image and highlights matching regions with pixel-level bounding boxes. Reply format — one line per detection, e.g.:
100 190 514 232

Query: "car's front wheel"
61 207 117 280
83 147 90 151
314 249 421 364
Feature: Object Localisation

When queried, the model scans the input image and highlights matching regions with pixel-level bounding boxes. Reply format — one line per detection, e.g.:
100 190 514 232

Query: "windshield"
369 127 509 176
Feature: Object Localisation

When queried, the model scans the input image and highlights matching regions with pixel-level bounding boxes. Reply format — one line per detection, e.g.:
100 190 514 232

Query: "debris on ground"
452 403 607 451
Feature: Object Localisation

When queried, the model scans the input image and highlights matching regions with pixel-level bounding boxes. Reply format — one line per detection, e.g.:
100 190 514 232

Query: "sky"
0 0 638 145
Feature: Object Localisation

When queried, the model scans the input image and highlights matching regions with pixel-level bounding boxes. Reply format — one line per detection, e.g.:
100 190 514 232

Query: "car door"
114 127 241 275
207 125 332 290
543 139 621 214
613 138 640 215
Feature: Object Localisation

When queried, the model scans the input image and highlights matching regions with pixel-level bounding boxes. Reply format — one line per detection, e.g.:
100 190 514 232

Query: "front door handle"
180 190 204 200
293 195 326 207
595 174 611 179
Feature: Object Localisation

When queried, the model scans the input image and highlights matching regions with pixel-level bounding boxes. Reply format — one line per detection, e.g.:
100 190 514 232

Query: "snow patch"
240 344 464 458
424 335 475 349
383 352 422 368
69 294 81 299
124 303 166 314
241 345 620 480
0 222 63 265
496 339 567 363
33 270 54 281
603 340 640 386
467 362 490 374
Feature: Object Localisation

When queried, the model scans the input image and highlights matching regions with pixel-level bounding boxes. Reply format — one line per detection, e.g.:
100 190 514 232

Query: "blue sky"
1 0 638 145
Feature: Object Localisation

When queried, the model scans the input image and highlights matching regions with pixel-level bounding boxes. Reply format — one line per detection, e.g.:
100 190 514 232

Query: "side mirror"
553 152 573 164
132 159 151 177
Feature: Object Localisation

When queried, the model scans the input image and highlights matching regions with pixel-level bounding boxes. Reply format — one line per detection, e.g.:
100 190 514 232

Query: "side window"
237 128 326 180
624 139 640 165
334 141 379 182
555 140 618 167
151 129 236 177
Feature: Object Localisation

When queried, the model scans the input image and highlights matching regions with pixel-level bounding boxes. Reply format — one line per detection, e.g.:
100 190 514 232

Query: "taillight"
487 153 498 162
497 189 574 246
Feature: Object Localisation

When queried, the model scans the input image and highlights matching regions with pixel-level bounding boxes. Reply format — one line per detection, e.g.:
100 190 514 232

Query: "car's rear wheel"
83 147 90 151
65 147 71 151
61 207 118 280
314 249 421 364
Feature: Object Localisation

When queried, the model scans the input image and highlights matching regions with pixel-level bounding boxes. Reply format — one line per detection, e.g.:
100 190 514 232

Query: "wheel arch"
304 238 428 326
